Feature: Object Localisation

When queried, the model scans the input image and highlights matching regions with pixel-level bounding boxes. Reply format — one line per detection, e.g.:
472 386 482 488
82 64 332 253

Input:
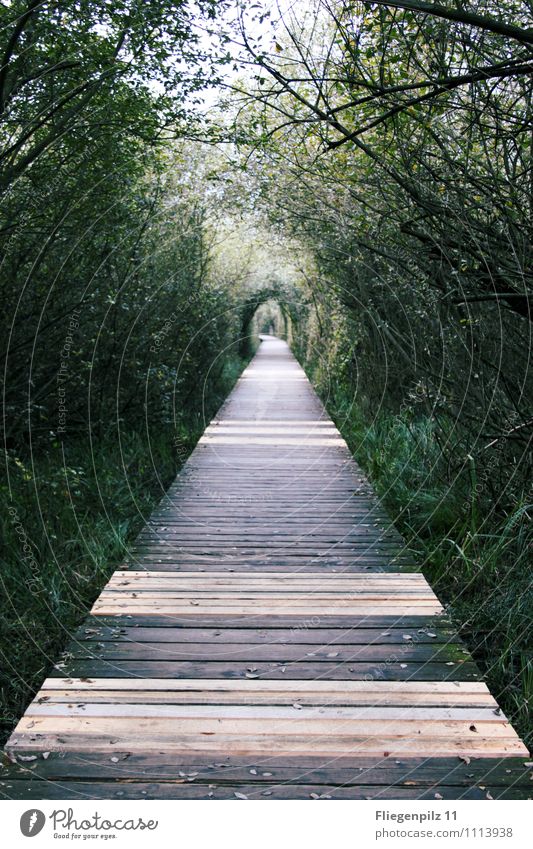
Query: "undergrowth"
0 354 247 745
310 376 532 752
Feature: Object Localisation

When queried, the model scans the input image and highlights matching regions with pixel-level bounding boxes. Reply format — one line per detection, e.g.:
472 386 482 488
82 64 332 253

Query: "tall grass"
313 383 532 751
0 354 247 744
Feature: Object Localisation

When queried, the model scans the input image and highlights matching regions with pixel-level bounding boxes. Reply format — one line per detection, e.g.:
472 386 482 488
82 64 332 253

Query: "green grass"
0 354 247 745
309 378 533 752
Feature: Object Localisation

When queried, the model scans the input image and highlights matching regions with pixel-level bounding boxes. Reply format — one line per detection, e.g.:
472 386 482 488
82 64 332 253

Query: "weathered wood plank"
65 642 463 663
2 780 530 800
48 660 482 680
5 752 530 786
74 626 455 644
27 705 504 722
91 604 444 616
6 731 526 758
39 678 495 696
31 689 497 707
85 614 450 628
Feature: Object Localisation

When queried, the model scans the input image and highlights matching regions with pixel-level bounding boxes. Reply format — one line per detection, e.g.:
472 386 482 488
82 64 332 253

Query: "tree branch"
364 0 533 45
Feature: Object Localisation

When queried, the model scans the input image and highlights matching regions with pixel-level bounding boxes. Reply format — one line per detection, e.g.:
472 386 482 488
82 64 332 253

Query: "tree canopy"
0 0 531 750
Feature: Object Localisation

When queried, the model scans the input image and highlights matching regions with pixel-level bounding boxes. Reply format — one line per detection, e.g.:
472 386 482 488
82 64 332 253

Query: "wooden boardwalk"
2 338 530 799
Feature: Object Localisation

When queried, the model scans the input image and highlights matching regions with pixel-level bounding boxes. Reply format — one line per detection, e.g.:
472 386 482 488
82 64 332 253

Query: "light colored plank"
26 704 506 722
41 678 494 694
98 592 436 600
7 732 527 757
92 605 444 616
13 716 517 738
34 689 498 707
113 571 426 579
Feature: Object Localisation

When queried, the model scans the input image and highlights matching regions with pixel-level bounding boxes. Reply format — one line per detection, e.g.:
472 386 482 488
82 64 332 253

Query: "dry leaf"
434 792 443 799
459 755 471 765
234 791 248 800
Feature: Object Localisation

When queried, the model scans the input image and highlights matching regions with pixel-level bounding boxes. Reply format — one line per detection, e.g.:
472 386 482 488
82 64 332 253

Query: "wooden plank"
40 678 494 695
118 564 416 576
65 643 463 662
99 587 437 597
86 614 451 627
27 705 504 721
1 780 530 800
13 714 518 737
109 571 426 580
6 752 530 786
50 660 481 680
97 595 438 604
96 594 439 603
32 689 497 706
91 608 444 618
6 732 526 758
104 584 429 592
75 626 455 644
